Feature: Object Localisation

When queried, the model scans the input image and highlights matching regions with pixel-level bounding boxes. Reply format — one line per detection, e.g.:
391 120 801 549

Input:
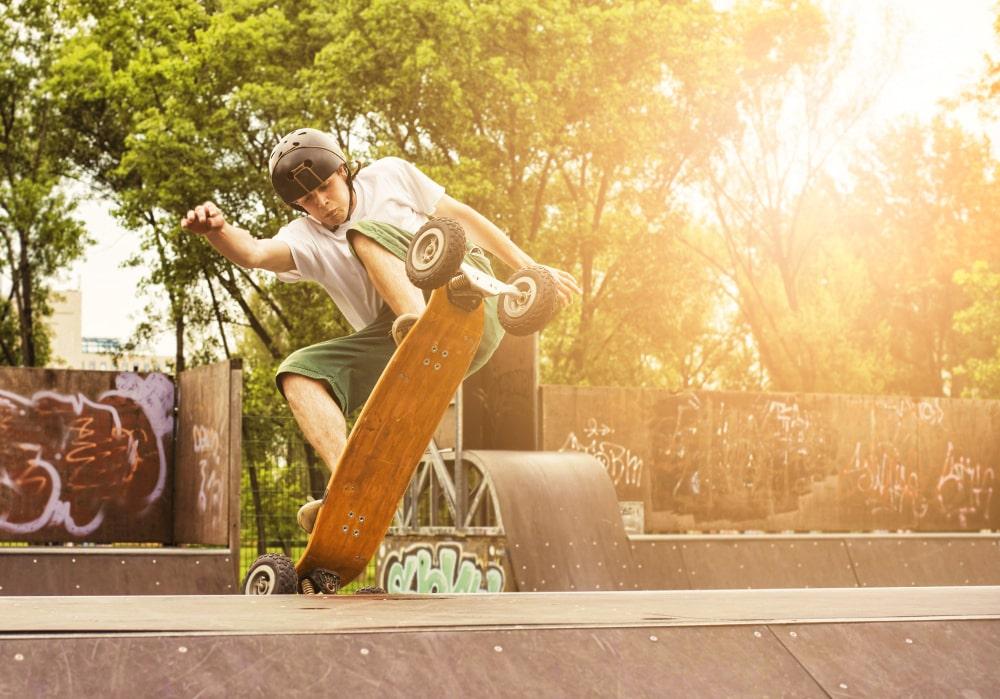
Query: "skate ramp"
465 450 637 591
462 452 1000 592
628 534 1000 590
3 587 999 696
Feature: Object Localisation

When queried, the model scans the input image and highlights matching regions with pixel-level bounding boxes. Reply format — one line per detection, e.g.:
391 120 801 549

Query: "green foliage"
686 3 902 394
847 118 1000 396
46 0 823 393
297 0 802 388
23 0 1000 549
978 5 1000 111
0 0 91 365
953 262 1000 398
38 0 997 400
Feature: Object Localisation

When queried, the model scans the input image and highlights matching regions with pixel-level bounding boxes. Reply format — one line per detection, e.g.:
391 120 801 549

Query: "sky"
63 0 1000 355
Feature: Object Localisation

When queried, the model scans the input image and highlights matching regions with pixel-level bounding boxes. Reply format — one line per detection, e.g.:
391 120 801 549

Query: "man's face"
294 166 351 229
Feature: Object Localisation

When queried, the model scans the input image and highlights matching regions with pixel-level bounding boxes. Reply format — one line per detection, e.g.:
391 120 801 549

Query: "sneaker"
297 497 323 533
391 312 420 346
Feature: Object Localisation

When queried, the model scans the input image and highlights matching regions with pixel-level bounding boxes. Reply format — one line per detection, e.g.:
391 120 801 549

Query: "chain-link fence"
240 415 377 591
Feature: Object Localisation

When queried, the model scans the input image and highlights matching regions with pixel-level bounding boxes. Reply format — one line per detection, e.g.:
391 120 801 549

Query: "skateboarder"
182 128 580 532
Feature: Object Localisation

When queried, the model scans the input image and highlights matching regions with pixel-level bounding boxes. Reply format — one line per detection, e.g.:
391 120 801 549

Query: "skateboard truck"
301 568 341 595
457 263 522 298
406 218 558 336
447 264 529 312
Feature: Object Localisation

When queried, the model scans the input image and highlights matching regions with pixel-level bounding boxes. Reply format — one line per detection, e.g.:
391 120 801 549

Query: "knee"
279 373 324 405
348 230 389 261
347 229 369 251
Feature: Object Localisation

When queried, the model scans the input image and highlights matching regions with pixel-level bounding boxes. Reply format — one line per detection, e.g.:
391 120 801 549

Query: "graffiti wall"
377 537 508 593
0 368 174 543
174 361 241 546
540 386 648 501
542 387 1000 532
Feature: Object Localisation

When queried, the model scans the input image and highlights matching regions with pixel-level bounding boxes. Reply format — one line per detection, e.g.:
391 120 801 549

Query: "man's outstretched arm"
181 201 295 273
433 195 582 304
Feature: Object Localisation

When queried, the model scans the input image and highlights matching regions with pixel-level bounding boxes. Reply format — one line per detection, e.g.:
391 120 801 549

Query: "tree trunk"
244 422 267 556
174 308 185 374
17 231 35 366
217 268 282 360
205 270 231 358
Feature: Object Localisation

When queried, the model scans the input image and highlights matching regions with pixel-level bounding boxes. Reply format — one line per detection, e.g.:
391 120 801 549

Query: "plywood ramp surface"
2 587 999 635
2 588 1000 698
466 450 636 591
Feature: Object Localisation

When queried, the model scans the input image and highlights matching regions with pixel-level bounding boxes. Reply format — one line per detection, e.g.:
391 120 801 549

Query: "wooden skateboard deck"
295 286 484 586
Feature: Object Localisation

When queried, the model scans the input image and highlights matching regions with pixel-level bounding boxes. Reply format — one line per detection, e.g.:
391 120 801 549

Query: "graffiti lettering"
192 425 224 519
842 440 996 528
547 386 998 530
560 418 643 488
0 374 173 537
918 400 945 426
380 543 504 593
843 442 930 522
648 395 835 522
874 397 946 427
937 442 995 529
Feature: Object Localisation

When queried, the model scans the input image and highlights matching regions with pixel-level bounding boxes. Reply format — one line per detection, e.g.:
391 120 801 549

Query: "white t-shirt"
272 157 445 331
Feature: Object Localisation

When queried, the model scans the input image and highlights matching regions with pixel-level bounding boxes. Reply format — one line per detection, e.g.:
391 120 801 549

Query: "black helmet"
268 128 348 209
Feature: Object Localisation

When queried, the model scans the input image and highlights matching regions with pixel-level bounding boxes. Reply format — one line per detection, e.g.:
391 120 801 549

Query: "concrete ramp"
466 450 636 591
2 587 999 696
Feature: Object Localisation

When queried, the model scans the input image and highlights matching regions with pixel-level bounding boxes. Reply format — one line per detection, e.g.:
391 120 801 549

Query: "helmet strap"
314 161 359 233
344 161 359 220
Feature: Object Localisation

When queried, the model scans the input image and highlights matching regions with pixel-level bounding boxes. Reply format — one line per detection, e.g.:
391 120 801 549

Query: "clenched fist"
181 201 227 235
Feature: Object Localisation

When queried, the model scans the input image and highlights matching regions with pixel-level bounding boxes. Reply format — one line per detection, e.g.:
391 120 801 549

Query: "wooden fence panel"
173 360 241 546
463 333 539 451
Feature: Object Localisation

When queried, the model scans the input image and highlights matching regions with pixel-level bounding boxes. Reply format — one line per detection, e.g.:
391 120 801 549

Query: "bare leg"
281 373 347 476
349 231 426 317
284 236 422 531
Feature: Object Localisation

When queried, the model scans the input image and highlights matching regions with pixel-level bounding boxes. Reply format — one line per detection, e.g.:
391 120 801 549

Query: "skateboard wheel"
499 265 558 336
406 218 466 289
354 586 387 595
306 568 342 594
242 553 298 595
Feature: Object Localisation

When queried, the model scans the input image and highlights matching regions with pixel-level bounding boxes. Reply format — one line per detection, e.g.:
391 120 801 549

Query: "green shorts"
275 220 505 415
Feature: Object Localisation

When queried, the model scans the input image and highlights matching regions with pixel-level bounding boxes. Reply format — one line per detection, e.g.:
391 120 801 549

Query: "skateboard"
242 218 559 595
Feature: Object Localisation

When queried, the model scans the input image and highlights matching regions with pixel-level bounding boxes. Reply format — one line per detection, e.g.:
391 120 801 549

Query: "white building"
47 289 173 372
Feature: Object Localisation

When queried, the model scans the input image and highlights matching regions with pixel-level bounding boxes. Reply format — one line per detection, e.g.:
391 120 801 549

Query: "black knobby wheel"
306 568 342 595
354 585 387 595
242 553 298 595
499 265 558 336
406 217 467 289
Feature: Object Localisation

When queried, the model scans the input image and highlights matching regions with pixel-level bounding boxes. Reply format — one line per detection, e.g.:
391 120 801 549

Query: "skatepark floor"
2 587 999 696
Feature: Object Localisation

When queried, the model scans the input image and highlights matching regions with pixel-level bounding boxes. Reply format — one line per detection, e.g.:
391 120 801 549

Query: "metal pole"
455 384 467 529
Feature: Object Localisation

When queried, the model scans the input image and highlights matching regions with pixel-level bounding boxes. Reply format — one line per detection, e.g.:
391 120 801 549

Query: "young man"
181 128 579 532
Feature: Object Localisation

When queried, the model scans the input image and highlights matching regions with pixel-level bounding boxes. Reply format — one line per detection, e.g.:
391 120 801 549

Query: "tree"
48 0 329 373
953 262 1000 398
978 4 1000 110
49 0 353 537
50 0 852 394
684 2 900 393
847 118 1000 396
301 0 819 388
0 0 90 366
